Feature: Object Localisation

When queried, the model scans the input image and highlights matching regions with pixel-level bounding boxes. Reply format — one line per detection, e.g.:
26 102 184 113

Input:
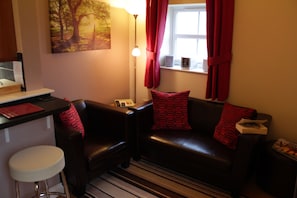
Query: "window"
160 4 207 73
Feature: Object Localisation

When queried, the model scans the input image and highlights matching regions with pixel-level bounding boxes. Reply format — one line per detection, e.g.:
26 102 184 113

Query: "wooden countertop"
0 88 54 104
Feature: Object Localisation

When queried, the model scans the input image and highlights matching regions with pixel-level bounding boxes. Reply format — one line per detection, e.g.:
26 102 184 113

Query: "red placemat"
0 103 44 119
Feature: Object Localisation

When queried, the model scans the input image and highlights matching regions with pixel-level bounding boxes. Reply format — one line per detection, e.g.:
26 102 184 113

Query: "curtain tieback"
208 53 232 65
146 50 157 61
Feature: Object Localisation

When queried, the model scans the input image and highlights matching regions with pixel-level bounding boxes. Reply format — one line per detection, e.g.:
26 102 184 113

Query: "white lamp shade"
125 0 145 15
132 47 141 57
110 0 126 8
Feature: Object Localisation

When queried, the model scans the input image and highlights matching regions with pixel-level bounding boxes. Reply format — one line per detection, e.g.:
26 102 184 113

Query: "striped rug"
84 160 245 198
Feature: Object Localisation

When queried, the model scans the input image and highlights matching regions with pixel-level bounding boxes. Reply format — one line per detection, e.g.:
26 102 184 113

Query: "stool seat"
9 145 65 182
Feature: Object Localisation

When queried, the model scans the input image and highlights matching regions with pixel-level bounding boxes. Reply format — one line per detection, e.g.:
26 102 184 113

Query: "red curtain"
144 0 168 88
205 0 235 101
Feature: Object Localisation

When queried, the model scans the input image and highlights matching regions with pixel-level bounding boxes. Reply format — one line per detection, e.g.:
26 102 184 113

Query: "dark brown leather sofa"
54 99 134 196
131 97 272 197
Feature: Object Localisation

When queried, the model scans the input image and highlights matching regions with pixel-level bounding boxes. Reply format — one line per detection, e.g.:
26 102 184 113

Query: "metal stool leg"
34 182 41 198
61 171 70 198
15 180 20 198
44 180 50 198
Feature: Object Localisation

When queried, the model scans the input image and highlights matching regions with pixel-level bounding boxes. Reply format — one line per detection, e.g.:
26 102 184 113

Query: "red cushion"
59 102 85 138
213 103 255 149
151 90 191 130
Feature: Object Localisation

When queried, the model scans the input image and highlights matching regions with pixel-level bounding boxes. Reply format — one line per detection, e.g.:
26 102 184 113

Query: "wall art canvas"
49 0 111 53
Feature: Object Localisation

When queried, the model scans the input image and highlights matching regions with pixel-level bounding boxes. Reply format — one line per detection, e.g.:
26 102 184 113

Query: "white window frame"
160 3 207 74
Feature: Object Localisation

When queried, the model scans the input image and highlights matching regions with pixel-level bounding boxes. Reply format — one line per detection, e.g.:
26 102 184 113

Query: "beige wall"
13 0 130 103
12 0 44 91
230 0 297 142
136 0 297 142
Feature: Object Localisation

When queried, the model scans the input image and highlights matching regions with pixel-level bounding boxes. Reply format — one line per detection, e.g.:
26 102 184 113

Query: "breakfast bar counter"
0 93 69 130
0 88 69 198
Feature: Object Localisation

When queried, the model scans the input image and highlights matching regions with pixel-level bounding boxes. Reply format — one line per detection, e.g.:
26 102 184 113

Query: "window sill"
160 65 207 75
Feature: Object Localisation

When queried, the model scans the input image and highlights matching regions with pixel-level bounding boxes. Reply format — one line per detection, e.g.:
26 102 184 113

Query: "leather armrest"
84 100 134 139
129 100 152 111
86 100 134 117
257 113 272 129
130 101 154 134
230 133 260 185
231 113 272 184
129 101 154 158
234 112 272 155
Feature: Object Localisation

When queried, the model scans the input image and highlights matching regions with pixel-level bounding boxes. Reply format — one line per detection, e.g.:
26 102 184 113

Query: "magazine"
272 138 297 161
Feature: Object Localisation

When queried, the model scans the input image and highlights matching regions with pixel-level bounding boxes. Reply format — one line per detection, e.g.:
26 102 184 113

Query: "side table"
256 140 297 198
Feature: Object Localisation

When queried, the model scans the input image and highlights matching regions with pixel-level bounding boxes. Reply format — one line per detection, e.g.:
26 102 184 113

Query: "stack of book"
272 138 297 161
235 118 268 135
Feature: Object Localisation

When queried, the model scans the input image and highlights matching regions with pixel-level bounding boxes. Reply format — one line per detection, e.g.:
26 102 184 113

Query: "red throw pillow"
59 102 85 138
151 90 191 130
213 103 256 149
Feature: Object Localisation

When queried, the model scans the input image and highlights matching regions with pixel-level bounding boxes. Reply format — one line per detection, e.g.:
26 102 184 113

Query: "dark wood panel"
0 0 17 61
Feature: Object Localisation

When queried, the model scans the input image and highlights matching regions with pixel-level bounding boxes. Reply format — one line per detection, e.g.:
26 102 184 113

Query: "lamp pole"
133 14 138 103
125 0 143 103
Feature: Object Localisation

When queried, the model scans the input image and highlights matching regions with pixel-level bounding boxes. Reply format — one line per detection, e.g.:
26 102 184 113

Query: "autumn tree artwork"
49 0 111 53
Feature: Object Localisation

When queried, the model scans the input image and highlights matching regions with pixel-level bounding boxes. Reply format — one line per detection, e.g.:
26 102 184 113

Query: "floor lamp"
131 14 140 103
125 0 144 103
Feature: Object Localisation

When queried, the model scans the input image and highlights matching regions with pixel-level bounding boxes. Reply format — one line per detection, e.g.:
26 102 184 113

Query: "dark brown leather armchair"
54 99 134 196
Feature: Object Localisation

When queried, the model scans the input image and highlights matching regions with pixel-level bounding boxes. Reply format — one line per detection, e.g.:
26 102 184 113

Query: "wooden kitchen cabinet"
0 0 17 61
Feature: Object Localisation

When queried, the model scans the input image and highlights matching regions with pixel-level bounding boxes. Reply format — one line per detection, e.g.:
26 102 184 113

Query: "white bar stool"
8 145 70 198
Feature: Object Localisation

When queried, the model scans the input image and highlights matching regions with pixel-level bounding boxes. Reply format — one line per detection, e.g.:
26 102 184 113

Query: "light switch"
46 116 51 129
4 128 10 143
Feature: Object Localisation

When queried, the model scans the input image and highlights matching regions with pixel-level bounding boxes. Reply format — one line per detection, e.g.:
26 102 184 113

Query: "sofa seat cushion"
84 136 127 171
145 131 235 172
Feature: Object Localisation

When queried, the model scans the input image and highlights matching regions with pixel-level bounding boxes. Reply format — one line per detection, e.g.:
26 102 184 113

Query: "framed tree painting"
49 0 111 53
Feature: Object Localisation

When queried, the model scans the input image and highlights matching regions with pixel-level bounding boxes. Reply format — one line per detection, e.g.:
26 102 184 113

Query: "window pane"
198 11 206 35
160 4 207 71
197 38 207 61
175 38 197 58
176 12 198 35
